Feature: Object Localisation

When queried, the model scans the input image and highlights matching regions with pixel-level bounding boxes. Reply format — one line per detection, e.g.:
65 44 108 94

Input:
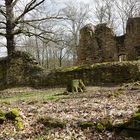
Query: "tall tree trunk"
5 0 15 56
6 33 15 56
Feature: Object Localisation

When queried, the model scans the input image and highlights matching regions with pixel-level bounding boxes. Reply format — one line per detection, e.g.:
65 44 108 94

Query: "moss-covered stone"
37 116 66 128
79 121 94 129
0 109 6 124
115 108 140 138
0 108 24 130
96 123 105 132
100 117 113 131
133 113 140 121
0 109 5 117
136 108 140 113
14 117 24 130
6 108 19 120
2 101 11 105
45 61 140 87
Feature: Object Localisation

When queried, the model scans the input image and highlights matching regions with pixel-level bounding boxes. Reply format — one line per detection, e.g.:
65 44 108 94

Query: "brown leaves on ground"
0 84 140 140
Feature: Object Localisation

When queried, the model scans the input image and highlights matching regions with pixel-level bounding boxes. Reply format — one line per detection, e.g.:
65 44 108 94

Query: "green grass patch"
0 88 65 104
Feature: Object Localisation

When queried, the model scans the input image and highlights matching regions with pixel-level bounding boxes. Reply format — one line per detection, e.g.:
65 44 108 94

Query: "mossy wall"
45 61 140 86
6 51 45 87
0 51 45 88
0 51 140 88
0 58 7 87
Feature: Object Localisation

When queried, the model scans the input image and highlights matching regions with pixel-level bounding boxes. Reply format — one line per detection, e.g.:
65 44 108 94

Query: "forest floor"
0 82 140 140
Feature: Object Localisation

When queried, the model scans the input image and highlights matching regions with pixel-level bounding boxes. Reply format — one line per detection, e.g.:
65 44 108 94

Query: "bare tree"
0 0 48 55
115 0 140 34
92 0 117 30
62 0 90 64
0 0 66 56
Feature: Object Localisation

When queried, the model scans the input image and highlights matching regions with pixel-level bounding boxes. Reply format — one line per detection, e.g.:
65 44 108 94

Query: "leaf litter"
0 84 139 140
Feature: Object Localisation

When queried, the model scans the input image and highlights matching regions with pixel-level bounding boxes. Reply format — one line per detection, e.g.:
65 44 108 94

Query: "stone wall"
125 17 140 60
95 24 117 62
0 51 45 88
77 17 140 65
77 24 98 64
77 23 117 64
46 61 140 86
0 51 140 88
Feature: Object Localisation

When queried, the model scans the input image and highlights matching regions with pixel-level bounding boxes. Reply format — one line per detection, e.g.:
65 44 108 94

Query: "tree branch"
0 8 6 17
24 22 55 35
12 0 20 8
0 26 6 29
0 21 6 25
18 16 68 23
14 0 45 25
0 32 6 37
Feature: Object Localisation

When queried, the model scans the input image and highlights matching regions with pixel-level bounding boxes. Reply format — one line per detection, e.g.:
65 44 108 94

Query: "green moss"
136 108 140 113
79 121 94 129
116 122 128 129
46 61 140 87
133 113 140 121
6 108 19 120
56 65 85 72
0 109 6 124
2 101 11 105
0 108 23 129
14 117 24 130
35 136 48 140
37 116 66 128
115 108 140 138
100 117 113 131
0 109 5 117
113 91 123 97
96 123 105 132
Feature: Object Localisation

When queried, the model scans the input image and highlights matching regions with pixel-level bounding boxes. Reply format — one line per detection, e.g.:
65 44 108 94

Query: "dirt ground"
0 83 140 140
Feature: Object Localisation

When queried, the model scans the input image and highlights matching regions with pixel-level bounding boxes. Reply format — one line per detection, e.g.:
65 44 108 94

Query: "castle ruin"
77 17 140 64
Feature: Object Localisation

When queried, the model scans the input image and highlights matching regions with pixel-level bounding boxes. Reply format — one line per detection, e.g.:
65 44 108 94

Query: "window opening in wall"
118 54 127 62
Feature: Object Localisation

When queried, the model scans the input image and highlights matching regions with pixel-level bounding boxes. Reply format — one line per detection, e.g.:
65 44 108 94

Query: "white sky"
0 47 7 57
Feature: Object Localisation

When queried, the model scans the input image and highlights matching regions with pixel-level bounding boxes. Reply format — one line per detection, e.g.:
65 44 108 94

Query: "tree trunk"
6 33 15 56
5 0 15 56
67 79 86 93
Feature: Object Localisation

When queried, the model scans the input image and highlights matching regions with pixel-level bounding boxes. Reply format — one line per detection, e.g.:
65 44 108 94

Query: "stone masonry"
77 17 140 65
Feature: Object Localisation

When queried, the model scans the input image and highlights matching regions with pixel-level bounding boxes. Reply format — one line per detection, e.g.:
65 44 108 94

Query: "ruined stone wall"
6 51 45 86
77 24 98 64
0 51 140 89
95 24 117 62
77 17 140 65
0 51 45 88
77 23 117 65
125 17 140 60
46 61 140 86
